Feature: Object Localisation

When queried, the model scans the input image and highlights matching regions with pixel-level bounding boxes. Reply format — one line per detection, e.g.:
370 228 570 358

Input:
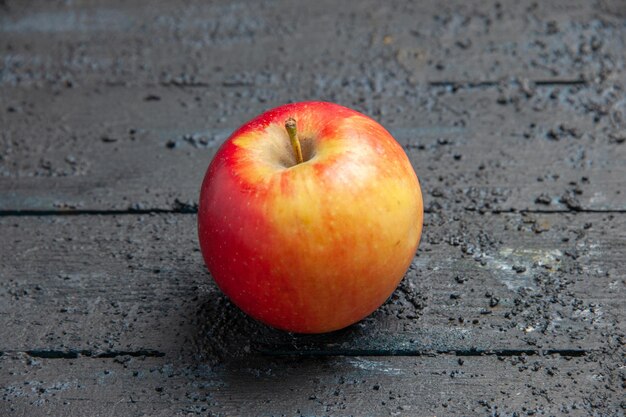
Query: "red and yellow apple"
198 101 423 333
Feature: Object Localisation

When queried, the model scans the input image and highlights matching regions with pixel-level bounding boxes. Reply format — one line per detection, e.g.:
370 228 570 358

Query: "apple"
198 101 423 333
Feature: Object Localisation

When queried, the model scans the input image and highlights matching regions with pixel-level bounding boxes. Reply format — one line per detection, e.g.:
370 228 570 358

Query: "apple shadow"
191 287 371 362
180 269 430 413
191 284 424 364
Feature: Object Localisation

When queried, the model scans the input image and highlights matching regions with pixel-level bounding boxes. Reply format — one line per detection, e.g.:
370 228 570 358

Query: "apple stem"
285 118 304 165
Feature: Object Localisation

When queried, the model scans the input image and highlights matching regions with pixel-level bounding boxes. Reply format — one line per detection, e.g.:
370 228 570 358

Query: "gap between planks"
2 208 626 217
0 348 589 360
117 78 590 90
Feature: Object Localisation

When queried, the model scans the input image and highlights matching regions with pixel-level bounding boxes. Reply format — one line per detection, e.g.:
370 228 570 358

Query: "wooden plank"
1 353 623 417
1 0 624 88
1 2 624 416
0 212 623 358
1 82 625 212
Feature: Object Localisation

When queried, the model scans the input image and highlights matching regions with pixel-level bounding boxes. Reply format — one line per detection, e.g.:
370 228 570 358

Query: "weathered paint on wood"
1 0 626 213
1 0 623 88
0 212 622 359
1 83 625 212
1 0 625 415
1 353 622 417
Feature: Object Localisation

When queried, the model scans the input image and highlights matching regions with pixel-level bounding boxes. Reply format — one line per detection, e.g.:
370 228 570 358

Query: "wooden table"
1 1 625 415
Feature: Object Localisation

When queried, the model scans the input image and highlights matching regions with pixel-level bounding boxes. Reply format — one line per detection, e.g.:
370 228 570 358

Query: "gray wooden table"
1 1 625 415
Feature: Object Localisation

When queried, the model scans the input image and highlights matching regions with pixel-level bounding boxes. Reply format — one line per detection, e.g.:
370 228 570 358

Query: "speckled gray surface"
1 0 625 415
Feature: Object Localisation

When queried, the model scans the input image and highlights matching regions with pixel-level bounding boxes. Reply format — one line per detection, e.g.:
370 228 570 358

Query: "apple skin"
198 101 423 333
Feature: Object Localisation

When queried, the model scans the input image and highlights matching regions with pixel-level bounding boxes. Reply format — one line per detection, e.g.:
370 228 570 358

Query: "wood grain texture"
1 0 624 88
1 82 625 212
0 212 623 359
1 0 625 213
2 353 621 417
1 0 625 415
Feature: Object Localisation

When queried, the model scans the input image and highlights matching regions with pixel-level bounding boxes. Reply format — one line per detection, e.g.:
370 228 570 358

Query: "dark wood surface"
1 1 625 416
